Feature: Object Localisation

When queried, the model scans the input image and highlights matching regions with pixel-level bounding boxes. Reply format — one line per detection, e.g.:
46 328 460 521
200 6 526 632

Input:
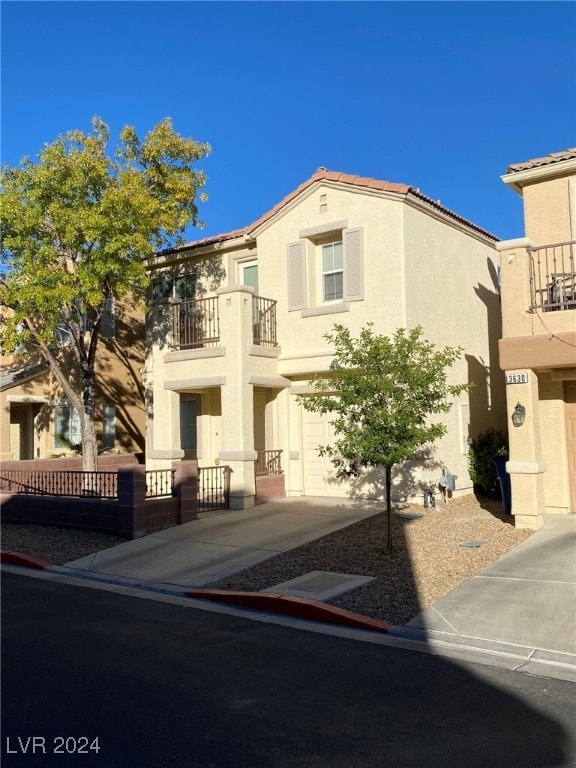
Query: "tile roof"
0 362 47 392
162 167 498 255
506 148 576 174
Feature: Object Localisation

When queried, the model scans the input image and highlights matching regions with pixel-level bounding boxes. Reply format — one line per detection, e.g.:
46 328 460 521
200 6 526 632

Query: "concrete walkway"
393 514 576 680
57 496 382 587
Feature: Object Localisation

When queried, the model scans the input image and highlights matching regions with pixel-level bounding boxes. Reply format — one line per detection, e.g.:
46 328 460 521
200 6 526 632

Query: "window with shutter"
287 241 307 310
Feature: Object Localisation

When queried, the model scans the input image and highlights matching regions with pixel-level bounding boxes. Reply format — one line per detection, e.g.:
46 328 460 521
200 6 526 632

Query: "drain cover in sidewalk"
262 571 375 601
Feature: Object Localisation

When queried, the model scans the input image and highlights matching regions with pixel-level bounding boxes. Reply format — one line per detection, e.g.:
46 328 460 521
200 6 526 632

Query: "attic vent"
319 193 327 214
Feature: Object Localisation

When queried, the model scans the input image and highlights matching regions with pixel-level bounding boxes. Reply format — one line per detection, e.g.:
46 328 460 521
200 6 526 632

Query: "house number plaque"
506 373 529 384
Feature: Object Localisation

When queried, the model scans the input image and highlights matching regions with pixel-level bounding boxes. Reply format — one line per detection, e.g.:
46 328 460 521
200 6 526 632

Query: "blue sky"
2 1 575 242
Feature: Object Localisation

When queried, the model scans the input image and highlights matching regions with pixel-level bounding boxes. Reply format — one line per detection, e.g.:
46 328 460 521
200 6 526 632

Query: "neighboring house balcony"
528 240 576 313
497 238 576 373
171 293 278 351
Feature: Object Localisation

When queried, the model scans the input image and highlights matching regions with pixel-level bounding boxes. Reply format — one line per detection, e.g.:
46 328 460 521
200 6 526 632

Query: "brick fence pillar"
117 465 147 538
174 460 198 524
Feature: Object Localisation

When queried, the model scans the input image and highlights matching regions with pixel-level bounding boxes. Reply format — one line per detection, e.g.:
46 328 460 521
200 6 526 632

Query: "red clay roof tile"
506 148 576 174
163 167 498 255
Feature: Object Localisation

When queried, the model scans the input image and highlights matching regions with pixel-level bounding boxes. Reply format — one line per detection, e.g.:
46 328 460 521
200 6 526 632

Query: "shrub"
468 428 508 497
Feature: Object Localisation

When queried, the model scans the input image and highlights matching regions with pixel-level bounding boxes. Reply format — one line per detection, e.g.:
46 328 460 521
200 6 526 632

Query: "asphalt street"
2 572 575 768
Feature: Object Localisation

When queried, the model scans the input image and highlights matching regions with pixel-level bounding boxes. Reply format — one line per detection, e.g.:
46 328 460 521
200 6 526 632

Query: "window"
151 273 196 302
241 262 259 294
102 405 116 449
101 298 116 339
321 241 343 302
287 226 364 312
53 403 81 448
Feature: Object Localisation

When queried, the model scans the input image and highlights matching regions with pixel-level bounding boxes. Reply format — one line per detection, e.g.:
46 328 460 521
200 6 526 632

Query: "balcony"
171 295 278 350
529 241 576 312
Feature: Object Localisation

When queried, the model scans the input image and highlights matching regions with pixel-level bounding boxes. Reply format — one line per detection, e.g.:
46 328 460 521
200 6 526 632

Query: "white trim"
501 158 576 193
164 348 226 363
249 345 281 358
164 376 226 390
148 449 185 459
6 396 50 403
301 302 350 318
219 450 258 461
248 374 292 389
506 461 547 474
216 285 254 296
299 219 348 239
495 237 534 252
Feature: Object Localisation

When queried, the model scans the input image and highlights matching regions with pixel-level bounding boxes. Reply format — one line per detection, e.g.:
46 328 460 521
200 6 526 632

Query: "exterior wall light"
511 402 526 427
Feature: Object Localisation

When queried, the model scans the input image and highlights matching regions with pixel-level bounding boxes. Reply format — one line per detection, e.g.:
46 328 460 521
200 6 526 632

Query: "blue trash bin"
493 456 511 515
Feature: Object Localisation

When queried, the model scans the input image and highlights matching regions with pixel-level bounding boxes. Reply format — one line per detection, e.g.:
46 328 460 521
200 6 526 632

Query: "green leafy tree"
1 117 210 470
300 324 469 549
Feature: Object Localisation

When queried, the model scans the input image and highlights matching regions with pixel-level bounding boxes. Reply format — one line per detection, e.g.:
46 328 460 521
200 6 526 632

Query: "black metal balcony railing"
172 297 220 349
171 294 278 349
528 241 576 312
255 450 283 476
252 296 278 347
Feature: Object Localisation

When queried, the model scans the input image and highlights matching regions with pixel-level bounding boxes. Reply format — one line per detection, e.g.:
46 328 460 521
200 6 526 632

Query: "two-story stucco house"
497 149 576 529
145 168 506 509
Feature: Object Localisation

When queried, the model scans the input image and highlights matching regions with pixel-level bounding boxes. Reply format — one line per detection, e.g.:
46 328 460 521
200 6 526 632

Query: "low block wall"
255 473 286 504
0 460 198 539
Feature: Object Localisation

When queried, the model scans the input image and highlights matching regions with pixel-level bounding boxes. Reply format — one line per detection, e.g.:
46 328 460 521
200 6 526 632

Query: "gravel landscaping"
1 494 531 626
0 524 125 566
206 495 532 625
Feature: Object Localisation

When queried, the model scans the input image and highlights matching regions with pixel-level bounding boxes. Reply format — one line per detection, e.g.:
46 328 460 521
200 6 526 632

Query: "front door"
180 397 198 460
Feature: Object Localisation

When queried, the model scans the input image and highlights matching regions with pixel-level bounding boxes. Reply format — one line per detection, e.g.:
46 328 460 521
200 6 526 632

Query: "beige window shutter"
343 227 364 302
287 240 307 310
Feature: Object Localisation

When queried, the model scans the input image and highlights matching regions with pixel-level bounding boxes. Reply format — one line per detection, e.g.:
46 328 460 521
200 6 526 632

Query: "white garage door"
301 412 349 497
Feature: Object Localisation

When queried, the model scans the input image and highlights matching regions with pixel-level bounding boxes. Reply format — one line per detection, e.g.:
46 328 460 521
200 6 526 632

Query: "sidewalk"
392 514 576 680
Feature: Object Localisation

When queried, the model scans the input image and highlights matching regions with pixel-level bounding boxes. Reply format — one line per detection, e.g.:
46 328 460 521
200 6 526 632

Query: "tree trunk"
385 464 393 551
80 364 98 472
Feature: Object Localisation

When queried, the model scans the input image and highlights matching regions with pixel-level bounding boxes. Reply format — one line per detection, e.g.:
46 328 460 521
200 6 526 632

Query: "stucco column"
216 286 257 509
0 397 11 461
505 370 546 529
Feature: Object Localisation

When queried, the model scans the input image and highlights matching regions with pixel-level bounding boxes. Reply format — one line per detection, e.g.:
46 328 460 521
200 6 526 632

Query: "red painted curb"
0 550 50 570
185 589 393 634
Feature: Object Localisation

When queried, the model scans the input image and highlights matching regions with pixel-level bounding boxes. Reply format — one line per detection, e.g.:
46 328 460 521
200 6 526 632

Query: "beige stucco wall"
522 176 573 244
146 181 503 504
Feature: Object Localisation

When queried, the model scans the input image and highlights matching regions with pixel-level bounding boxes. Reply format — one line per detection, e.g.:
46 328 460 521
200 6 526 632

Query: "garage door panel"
302 412 348 497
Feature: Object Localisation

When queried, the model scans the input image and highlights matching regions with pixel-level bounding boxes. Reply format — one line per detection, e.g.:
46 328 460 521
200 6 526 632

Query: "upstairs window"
321 242 344 302
101 298 116 339
287 226 364 312
151 273 196 302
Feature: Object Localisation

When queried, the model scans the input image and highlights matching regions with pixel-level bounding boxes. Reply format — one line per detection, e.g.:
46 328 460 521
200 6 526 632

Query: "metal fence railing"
145 469 176 498
528 241 576 312
198 465 230 512
255 450 283 476
0 470 118 499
